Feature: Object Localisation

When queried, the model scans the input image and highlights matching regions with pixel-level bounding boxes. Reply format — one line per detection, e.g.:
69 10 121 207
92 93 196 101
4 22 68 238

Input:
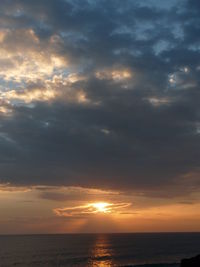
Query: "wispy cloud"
54 202 131 217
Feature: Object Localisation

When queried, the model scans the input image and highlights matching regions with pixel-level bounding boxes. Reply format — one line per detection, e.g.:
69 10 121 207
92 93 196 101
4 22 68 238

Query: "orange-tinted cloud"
54 202 131 217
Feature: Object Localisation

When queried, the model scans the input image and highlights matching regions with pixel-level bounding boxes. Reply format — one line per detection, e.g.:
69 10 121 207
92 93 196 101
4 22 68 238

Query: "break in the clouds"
0 0 200 198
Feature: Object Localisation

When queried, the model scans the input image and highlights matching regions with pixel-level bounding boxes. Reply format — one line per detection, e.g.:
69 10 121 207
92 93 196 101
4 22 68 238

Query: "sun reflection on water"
88 234 115 267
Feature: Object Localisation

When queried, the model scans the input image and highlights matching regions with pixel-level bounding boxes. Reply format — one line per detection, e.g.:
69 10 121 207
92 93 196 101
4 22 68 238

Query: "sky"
0 0 200 234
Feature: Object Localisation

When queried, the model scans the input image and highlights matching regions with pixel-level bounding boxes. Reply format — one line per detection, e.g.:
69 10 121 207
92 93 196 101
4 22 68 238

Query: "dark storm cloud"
0 0 200 197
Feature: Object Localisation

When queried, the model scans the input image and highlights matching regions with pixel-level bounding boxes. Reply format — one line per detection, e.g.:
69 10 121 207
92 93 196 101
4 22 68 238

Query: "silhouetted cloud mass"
0 0 200 197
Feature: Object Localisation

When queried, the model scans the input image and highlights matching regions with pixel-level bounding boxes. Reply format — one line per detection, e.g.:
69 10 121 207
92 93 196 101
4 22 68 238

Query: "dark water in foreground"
0 233 200 266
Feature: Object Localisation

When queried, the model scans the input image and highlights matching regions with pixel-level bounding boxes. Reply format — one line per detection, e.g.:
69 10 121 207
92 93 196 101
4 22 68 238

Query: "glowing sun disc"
92 202 110 213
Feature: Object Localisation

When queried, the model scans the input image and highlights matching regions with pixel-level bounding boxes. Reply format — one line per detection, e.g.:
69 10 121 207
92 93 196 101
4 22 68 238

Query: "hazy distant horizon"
1 231 200 236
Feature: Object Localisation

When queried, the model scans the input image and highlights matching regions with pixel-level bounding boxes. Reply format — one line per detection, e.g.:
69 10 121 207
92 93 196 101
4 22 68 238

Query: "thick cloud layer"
0 0 200 196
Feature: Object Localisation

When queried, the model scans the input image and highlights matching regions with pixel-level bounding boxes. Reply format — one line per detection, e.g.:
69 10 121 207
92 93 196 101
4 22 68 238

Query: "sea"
0 233 200 267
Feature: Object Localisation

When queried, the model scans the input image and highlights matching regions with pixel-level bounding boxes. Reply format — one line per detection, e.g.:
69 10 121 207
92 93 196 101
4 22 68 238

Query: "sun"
91 202 111 213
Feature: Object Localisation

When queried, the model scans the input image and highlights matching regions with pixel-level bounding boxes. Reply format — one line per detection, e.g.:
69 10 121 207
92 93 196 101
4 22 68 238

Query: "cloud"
39 186 120 202
0 29 67 84
0 183 31 192
54 202 131 217
0 0 199 200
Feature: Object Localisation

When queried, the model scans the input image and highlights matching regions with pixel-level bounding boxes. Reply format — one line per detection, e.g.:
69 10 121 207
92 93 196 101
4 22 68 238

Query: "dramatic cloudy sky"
0 0 200 233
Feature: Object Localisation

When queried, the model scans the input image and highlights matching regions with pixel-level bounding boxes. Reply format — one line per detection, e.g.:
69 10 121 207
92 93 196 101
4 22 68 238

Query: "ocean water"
0 233 200 266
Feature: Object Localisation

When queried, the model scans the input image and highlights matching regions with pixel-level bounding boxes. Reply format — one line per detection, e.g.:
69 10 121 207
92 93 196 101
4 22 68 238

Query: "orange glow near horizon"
1 184 200 233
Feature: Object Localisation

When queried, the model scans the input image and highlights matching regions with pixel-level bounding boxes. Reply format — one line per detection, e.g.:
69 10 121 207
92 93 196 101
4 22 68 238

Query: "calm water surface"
0 233 200 266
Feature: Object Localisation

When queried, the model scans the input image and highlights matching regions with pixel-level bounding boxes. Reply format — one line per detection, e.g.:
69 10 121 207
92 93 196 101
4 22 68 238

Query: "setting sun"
91 202 111 213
